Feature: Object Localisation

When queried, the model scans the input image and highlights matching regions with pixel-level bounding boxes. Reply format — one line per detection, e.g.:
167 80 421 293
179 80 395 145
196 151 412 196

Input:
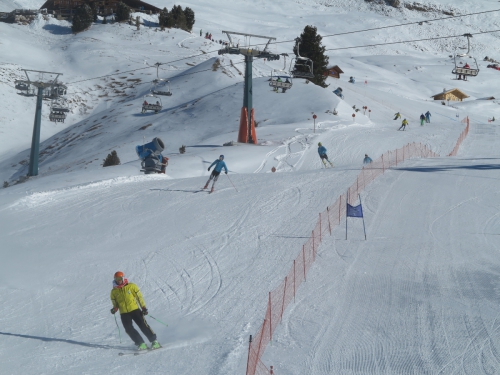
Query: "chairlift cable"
324 28 500 51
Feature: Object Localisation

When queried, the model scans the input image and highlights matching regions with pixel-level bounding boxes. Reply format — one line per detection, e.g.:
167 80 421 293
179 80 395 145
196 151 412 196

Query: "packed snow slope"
1 0 500 374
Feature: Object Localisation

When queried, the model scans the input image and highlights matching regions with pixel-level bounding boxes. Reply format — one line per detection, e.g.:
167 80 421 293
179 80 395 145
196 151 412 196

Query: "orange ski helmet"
114 271 124 279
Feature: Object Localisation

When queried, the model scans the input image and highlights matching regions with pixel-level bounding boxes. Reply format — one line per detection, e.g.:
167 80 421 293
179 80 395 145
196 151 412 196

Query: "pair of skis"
201 186 215 194
322 160 334 168
118 345 165 356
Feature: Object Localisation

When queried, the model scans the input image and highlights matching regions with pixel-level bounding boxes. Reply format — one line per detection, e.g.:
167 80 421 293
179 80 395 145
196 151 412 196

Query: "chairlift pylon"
452 34 479 79
141 93 162 114
151 63 172 96
290 38 314 79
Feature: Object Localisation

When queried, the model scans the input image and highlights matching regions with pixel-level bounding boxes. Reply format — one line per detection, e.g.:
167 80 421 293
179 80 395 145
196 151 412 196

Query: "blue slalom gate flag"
347 203 363 218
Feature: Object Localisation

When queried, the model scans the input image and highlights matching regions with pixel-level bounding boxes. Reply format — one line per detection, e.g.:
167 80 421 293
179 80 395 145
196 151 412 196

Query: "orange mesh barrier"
246 117 470 375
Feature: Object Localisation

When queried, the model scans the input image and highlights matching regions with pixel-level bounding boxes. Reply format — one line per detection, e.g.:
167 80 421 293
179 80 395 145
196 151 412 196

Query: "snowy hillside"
1 0 500 374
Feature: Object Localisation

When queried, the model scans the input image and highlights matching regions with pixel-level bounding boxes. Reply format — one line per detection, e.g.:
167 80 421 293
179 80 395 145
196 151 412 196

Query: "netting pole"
382 154 385 173
396 149 398 166
312 230 315 261
339 195 342 223
245 335 252 375
303 245 306 281
269 293 272 343
293 259 296 302
280 277 287 321
319 213 322 242
327 207 332 235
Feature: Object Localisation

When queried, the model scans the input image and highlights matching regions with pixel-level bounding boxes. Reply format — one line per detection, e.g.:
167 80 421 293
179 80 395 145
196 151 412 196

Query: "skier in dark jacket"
425 111 431 123
204 155 228 192
420 114 425 126
317 142 334 168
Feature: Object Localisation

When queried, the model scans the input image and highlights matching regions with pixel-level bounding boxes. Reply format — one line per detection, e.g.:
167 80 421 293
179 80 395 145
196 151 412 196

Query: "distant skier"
398 118 408 131
333 87 344 99
393 112 401 120
425 111 431 123
363 154 373 164
200 29 202 37
204 155 228 192
317 142 334 168
420 114 425 126
349 76 355 84
110 271 161 351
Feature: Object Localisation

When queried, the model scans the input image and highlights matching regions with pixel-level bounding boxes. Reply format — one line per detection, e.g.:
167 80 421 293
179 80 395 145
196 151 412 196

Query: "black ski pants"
120 309 157 345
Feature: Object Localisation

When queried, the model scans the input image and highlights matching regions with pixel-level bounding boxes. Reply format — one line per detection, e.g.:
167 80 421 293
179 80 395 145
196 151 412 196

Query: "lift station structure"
218 31 280 144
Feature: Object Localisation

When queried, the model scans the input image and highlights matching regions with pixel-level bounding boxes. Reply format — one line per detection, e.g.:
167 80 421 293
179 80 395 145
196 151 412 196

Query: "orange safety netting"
246 117 470 375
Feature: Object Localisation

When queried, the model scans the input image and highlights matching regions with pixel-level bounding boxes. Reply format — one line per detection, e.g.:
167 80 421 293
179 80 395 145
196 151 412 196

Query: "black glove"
142 307 148 316
207 168 210 171
225 171 227 174
110 307 118 314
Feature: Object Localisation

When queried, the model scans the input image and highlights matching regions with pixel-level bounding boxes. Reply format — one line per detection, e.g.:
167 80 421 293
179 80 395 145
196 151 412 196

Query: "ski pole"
149 315 168 327
226 174 238 192
114 313 122 343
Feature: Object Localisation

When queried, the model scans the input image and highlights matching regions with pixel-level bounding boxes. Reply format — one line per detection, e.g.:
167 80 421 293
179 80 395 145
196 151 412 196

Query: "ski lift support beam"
21 69 64 177
218 31 280 144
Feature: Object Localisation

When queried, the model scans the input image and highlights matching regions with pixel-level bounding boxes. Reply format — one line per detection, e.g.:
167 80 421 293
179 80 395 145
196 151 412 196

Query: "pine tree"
89 1 98 22
115 2 131 22
103 150 121 167
171 5 187 31
159 7 170 29
294 25 329 87
72 4 93 33
183 7 195 32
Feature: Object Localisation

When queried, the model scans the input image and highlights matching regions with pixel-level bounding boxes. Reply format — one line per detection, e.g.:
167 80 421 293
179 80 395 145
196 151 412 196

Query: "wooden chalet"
40 0 161 18
324 65 344 79
431 88 469 102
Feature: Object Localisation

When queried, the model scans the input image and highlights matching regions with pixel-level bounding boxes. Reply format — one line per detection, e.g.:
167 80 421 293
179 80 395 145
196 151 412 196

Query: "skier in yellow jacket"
110 271 161 350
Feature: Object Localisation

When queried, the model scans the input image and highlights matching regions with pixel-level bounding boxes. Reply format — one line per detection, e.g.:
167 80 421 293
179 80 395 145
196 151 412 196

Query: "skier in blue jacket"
425 111 431 123
204 155 228 192
363 154 373 164
317 142 334 168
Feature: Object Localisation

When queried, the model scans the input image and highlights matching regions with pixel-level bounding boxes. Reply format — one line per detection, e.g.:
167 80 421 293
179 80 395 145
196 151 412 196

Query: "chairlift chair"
151 62 172 96
151 79 172 96
141 94 162 114
269 70 292 93
290 38 314 79
269 53 293 92
452 34 479 79
14 80 35 96
49 99 69 123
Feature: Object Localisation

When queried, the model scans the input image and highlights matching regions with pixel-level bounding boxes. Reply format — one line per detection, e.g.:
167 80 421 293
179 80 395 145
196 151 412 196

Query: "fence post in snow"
268 293 272 343
327 207 332 235
280 277 287 321
245 335 252 375
312 230 315 261
303 245 306 281
339 195 342 224
382 154 385 173
293 260 296 303
319 213 322 242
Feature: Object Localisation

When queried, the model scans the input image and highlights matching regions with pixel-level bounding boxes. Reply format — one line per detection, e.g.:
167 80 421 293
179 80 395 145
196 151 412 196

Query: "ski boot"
151 340 161 350
210 186 215 193
137 343 148 351
203 183 208 189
